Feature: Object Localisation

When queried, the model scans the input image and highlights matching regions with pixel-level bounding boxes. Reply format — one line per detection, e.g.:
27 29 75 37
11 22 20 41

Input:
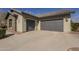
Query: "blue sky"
0 8 79 22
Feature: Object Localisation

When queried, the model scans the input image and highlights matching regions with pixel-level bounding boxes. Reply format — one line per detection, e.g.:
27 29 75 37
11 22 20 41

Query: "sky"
0 8 79 22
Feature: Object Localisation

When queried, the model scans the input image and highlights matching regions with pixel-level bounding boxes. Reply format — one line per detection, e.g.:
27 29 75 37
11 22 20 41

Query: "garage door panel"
41 20 63 32
26 20 35 31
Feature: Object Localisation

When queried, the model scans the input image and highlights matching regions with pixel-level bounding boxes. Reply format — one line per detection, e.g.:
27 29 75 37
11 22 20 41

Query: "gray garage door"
26 20 35 31
41 20 63 32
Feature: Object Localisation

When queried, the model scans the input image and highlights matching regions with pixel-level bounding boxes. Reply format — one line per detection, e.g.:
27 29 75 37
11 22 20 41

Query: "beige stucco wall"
35 20 37 31
35 20 41 31
7 15 16 31
63 17 71 32
22 18 26 32
16 15 24 32
9 12 27 32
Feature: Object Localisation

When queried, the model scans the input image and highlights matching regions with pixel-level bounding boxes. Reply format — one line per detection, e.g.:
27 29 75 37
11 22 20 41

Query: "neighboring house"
5 9 74 33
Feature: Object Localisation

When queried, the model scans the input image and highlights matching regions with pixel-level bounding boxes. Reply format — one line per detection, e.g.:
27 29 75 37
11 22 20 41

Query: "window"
9 19 12 27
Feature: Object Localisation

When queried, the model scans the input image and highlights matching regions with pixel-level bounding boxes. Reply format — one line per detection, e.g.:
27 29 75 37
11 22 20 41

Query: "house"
5 9 75 33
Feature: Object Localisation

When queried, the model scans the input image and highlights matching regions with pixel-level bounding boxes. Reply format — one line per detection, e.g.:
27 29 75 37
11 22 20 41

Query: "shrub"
71 21 79 31
0 29 6 38
0 24 7 39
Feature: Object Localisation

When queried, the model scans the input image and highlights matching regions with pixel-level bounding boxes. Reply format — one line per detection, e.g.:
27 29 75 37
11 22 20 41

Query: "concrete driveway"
0 31 79 51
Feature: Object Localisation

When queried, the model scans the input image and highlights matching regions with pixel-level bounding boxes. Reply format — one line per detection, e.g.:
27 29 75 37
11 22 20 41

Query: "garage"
26 20 35 31
41 20 63 32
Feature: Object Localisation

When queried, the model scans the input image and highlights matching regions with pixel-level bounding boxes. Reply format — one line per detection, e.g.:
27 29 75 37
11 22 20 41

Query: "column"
16 15 24 32
63 17 71 32
35 20 41 31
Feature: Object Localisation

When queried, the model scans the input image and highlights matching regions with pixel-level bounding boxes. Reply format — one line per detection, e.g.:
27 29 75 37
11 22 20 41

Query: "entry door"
9 19 12 27
8 19 13 30
26 20 35 31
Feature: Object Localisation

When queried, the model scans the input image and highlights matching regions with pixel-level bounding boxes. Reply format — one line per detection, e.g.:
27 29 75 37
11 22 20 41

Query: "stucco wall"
22 18 26 32
63 17 71 32
9 11 27 32
7 15 16 31
16 15 24 32
35 20 41 31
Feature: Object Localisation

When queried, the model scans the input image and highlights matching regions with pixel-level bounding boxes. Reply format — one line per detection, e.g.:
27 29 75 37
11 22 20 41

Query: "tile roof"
36 10 75 18
10 9 75 19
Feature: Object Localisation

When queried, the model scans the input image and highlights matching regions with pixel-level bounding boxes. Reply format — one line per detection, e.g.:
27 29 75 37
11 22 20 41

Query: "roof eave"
37 10 75 18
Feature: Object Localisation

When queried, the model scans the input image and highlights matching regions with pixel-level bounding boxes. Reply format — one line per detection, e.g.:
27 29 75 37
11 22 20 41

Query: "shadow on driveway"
0 34 14 39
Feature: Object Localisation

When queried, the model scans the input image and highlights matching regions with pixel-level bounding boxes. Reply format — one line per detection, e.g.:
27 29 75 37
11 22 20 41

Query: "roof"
9 9 75 20
37 10 75 18
10 9 38 18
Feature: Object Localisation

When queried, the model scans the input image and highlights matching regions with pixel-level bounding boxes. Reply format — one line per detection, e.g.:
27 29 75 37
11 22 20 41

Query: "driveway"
0 31 79 51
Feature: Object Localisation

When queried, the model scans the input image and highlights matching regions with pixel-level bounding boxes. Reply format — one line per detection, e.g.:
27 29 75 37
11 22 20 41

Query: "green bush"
0 29 6 38
71 22 79 31
0 24 7 39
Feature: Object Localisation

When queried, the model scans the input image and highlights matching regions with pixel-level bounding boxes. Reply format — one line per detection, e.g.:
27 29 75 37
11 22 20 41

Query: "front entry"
8 19 17 32
26 20 35 31
8 19 13 30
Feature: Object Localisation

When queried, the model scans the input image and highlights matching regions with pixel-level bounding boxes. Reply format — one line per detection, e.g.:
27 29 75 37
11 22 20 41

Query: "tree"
71 20 79 31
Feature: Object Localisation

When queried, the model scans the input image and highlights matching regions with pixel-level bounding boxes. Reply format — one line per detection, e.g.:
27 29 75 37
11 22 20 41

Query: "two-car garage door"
41 20 63 32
